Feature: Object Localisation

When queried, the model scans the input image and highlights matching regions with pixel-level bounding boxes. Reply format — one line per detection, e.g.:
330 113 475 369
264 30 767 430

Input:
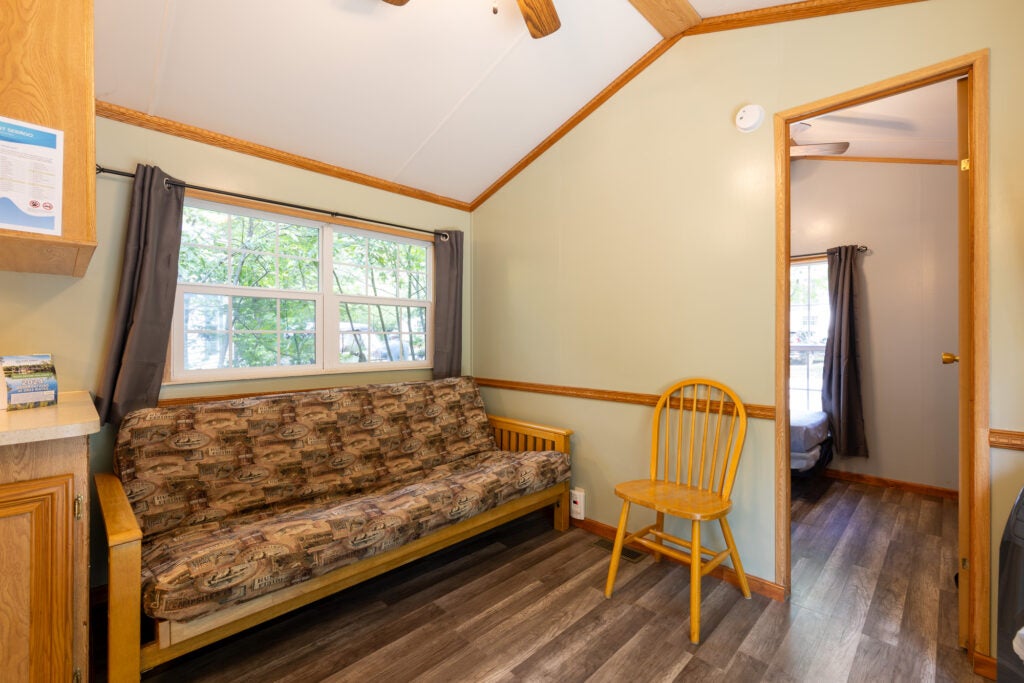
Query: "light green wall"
471 0 1023 647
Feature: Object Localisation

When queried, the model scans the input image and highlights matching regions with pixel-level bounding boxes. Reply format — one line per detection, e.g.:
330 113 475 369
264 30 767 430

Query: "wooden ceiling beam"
627 0 702 38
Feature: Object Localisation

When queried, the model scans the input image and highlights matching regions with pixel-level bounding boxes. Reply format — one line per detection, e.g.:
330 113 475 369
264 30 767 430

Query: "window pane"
179 246 229 284
333 265 366 296
333 233 367 266
231 333 278 367
280 299 316 331
368 237 399 269
339 333 368 363
369 269 397 297
185 332 229 370
281 333 316 365
279 256 319 292
790 350 810 390
182 207 229 247
372 305 400 333
808 351 826 392
232 297 278 331
233 253 277 288
184 294 229 331
809 263 830 305
278 224 319 259
339 303 369 329
409 334 426 361
232 216 277 253
369 334 400 361
407 306 426 333
400 244 428 273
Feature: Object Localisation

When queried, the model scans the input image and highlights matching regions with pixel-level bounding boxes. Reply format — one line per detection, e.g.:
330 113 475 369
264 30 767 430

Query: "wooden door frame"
773 50 991 654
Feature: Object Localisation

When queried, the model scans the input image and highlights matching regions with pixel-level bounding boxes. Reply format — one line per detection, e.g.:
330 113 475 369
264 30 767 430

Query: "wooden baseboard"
823 469 958 500
972 651 996 680
571 517 786 602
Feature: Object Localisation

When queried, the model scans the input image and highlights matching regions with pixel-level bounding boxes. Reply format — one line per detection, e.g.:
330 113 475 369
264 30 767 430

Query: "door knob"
942 352 960 364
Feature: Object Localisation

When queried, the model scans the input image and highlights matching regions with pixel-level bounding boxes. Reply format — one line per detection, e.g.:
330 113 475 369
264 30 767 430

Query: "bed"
790 410 832 475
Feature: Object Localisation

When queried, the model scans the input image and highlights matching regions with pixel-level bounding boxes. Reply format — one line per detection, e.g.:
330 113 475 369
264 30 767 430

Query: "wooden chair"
604 378 751 644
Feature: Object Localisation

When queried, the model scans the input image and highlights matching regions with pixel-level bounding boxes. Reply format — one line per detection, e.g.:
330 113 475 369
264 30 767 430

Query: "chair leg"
720 516 751 598
690 519 702 644
604 500 631 598
653 511 665 563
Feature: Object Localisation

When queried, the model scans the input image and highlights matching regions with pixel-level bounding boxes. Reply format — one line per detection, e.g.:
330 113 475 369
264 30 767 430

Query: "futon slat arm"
95 472 143 682
487 414 573 454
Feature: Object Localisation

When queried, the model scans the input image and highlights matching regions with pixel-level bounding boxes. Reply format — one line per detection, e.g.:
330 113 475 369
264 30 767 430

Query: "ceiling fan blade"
516 0 561 38
790 141 851 157
381 0 410 4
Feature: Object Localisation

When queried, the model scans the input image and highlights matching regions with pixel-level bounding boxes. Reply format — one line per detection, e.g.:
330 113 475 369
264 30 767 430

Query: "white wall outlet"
569 487 585 520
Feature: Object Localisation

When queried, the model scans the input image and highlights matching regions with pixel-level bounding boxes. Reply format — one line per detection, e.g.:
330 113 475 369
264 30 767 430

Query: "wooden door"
0 475 74 682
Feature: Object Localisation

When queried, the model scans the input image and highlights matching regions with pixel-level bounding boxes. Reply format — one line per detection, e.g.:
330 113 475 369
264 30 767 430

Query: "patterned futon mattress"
113 377 571 622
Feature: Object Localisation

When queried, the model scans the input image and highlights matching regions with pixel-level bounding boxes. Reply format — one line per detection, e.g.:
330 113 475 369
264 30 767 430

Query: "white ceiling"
793 79 958 160
94 1 949 205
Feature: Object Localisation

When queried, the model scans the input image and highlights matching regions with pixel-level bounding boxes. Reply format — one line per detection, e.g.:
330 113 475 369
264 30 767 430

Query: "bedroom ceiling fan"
381 0 561 39
789 121 850 158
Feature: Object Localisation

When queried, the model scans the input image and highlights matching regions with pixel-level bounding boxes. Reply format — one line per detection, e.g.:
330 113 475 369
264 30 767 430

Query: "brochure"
0 354 58 411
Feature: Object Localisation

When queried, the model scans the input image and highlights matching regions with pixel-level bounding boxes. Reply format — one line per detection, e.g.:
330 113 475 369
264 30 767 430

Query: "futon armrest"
95 472 143 546
487 414 573 454
95 472 144 680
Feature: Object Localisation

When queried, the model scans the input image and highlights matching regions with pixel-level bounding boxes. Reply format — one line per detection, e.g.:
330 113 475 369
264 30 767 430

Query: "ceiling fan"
381 0 561 39
789 121 850 158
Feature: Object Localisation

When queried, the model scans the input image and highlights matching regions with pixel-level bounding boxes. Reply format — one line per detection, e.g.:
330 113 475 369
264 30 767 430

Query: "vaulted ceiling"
93 0 938 208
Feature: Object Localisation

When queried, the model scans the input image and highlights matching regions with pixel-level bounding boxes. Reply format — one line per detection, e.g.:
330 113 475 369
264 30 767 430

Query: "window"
790 259 829 415
169 198 432 382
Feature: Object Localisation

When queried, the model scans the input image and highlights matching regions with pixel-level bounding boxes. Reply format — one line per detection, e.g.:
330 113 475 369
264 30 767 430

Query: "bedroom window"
168 198 432 382
790 259 829 415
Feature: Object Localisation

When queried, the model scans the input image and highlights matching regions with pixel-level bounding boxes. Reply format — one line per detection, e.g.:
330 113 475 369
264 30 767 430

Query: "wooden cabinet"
0 392 100 681
0 0 96 276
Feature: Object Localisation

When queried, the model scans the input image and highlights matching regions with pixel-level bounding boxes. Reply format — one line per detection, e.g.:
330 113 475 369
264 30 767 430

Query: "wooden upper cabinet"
0 0 96 277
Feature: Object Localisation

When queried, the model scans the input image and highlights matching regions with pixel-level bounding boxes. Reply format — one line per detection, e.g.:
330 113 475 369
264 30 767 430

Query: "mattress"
790 445 822 473
791 410 829 452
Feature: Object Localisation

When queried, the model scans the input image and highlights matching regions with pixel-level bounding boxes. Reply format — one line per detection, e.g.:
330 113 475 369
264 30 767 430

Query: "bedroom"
0 0 1021 679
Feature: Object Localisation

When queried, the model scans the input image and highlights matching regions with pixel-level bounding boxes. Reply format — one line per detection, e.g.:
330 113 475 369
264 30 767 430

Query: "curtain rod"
95 164 446 240
792 245 868 259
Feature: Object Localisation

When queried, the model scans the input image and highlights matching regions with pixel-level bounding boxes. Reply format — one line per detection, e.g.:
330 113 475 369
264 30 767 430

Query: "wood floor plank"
803 563 877 682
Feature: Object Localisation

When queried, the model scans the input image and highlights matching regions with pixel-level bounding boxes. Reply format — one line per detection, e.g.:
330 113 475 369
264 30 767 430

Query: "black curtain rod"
95 164 445 239
792 245 868 259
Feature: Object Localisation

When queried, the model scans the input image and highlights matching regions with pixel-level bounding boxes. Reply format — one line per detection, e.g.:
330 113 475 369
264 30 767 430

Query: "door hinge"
961 557 969 570
960 158 970 171
73 668 82 683
73 494 83 521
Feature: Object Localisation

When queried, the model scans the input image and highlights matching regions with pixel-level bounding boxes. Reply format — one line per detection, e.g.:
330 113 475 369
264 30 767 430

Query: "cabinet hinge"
961 557 969 570
73 494 83 520
73 668 82 683
960 158 970 171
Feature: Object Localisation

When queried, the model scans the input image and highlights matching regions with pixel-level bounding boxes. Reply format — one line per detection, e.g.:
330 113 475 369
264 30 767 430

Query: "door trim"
773 49 991 653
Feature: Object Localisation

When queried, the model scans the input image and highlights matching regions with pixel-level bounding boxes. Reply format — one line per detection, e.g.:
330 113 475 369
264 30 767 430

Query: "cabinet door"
0 475 73 682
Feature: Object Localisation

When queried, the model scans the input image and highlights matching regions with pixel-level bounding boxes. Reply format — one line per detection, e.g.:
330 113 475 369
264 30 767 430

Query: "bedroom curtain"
822 245 869 458
96 164 185 426
432 230 463 379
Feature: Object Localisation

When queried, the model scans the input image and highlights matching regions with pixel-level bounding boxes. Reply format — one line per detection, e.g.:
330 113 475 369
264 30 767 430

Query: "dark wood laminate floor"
135 478 982 682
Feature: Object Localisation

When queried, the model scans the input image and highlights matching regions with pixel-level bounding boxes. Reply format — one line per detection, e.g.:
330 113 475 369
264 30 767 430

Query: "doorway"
773 51 991 658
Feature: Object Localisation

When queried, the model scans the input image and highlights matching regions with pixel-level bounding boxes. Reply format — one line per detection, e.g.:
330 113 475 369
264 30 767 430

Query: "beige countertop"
0 390 101 446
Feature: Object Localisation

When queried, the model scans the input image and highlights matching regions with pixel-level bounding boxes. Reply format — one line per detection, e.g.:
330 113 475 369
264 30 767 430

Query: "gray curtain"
96 165 185 425
822 245 869 458
432 230 463 379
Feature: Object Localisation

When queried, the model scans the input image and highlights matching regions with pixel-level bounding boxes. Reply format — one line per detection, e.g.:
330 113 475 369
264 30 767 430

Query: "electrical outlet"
570 487 585 520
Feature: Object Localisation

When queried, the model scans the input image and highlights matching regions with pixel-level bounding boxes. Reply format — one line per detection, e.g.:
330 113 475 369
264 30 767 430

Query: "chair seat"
614 479 732 521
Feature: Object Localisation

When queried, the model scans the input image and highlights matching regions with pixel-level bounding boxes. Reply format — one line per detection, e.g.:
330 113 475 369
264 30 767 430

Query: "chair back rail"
649 379 748 500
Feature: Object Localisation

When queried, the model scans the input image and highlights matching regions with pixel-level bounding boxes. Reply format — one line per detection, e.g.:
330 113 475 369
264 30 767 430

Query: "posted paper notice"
0 115 63 237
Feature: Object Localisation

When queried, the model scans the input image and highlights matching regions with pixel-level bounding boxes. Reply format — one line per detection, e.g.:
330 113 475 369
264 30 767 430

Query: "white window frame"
167 196 433 384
